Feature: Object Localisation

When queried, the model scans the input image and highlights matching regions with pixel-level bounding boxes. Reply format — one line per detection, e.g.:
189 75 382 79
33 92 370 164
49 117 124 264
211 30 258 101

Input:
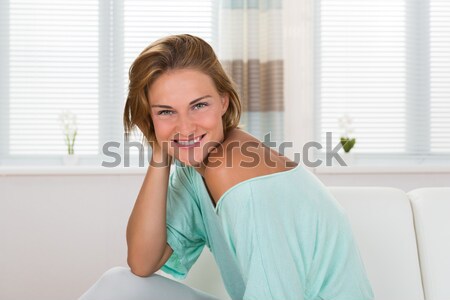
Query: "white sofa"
180 187 450 300
1 182 449 300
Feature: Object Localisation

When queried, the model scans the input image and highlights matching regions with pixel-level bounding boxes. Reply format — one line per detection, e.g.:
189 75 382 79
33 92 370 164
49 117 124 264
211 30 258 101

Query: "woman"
80 34 374 300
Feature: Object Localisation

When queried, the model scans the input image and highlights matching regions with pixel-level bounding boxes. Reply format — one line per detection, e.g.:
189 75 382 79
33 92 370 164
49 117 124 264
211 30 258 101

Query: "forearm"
126 151 172 276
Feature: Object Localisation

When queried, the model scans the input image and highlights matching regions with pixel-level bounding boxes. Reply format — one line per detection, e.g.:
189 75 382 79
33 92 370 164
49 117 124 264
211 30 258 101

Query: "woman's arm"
126 145 172 277
154 243 174 271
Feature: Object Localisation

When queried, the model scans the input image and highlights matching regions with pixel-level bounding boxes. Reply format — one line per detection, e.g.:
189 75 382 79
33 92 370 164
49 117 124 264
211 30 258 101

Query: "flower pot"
63 154 79 166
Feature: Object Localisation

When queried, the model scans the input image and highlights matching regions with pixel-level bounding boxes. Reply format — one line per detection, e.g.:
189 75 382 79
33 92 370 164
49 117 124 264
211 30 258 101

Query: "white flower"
59 111 78 134
338 113 354 137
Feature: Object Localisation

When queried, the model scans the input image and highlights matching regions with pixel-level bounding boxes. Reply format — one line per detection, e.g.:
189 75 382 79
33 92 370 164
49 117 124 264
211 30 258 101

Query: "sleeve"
160 163 207 280
305 213 374 300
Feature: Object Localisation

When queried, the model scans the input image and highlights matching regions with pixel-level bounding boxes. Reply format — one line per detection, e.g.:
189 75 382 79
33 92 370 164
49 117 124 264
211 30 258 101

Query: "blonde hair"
123 34 241 144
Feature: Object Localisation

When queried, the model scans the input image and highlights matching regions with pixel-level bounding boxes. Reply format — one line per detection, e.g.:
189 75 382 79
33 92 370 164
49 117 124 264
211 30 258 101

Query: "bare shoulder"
203 128 298 205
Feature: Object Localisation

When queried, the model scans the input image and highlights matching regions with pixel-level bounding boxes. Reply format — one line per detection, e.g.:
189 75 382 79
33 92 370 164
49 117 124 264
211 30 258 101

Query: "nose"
176 114 197 138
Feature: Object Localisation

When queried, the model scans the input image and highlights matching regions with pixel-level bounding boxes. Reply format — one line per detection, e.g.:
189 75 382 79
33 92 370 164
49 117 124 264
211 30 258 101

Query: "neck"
192 163 207 177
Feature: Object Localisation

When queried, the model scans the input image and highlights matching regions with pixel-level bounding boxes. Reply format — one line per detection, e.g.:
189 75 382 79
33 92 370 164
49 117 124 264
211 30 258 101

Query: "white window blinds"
316 0 450 160
124 0 216 86
8 0 99 155
0 0 216 165
316 0 406 154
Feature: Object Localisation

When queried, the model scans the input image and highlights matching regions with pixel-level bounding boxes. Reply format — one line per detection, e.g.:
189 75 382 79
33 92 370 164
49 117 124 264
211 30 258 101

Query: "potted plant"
338 114 356 165
59 110 78 165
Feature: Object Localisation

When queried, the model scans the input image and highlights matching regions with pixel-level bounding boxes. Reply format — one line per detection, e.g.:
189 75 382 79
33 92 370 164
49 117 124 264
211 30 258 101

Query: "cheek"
152 119 173 141
203 110 224 129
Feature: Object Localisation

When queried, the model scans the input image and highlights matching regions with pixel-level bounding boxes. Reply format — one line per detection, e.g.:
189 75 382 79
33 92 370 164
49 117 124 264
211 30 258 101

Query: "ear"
221 94 230 116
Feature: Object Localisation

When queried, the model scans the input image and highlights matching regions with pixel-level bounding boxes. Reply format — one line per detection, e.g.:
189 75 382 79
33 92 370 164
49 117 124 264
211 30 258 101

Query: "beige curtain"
219 0 284 145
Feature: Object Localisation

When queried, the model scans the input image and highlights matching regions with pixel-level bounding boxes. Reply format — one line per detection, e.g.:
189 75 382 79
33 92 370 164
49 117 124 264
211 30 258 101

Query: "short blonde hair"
123 34 241 144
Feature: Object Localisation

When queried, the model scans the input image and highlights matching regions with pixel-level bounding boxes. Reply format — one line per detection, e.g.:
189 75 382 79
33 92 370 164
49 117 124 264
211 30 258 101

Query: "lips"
173 134 206 147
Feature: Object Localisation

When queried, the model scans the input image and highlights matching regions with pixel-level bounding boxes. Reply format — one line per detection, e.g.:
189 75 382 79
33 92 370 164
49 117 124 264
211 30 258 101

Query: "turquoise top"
161 159 374 300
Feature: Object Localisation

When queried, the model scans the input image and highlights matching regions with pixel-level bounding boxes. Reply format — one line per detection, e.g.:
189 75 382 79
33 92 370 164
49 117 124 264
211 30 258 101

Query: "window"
315 0 450 165
0 0 217 166
2 0 100 164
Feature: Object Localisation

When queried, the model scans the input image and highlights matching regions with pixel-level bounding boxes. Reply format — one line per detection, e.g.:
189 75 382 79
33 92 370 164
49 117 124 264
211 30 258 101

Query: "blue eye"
157 110 173 116
193 102 208 110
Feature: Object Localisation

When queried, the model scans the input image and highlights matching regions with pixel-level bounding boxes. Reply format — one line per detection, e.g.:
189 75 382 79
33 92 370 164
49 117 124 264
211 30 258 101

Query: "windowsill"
0 165 148 176
1 165 450 176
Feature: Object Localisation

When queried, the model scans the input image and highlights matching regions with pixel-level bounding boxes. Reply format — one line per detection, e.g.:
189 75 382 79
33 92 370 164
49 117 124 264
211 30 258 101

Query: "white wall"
0 174 137 300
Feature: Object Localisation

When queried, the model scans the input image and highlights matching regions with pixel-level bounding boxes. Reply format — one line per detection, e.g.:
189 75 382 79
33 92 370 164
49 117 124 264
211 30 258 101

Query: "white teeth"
176 135 203 146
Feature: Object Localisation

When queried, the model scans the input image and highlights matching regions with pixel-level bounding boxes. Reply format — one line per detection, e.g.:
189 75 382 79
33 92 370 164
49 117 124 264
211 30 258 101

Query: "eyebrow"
151 95 212 109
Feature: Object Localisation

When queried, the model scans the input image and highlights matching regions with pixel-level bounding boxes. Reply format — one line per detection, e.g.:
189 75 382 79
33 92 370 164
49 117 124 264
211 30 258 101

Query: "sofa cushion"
408 188 450 300
329 187 425 300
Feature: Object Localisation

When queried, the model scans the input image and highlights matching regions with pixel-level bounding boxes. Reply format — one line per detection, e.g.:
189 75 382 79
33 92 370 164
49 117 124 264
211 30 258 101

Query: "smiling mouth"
173 134 206 147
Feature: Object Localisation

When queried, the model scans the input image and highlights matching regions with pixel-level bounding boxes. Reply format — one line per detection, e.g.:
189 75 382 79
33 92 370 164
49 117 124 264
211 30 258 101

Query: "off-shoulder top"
161 159 374 300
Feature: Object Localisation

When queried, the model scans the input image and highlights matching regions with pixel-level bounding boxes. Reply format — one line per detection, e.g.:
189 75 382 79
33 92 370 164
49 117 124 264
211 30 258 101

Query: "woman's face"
148 68 229 167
